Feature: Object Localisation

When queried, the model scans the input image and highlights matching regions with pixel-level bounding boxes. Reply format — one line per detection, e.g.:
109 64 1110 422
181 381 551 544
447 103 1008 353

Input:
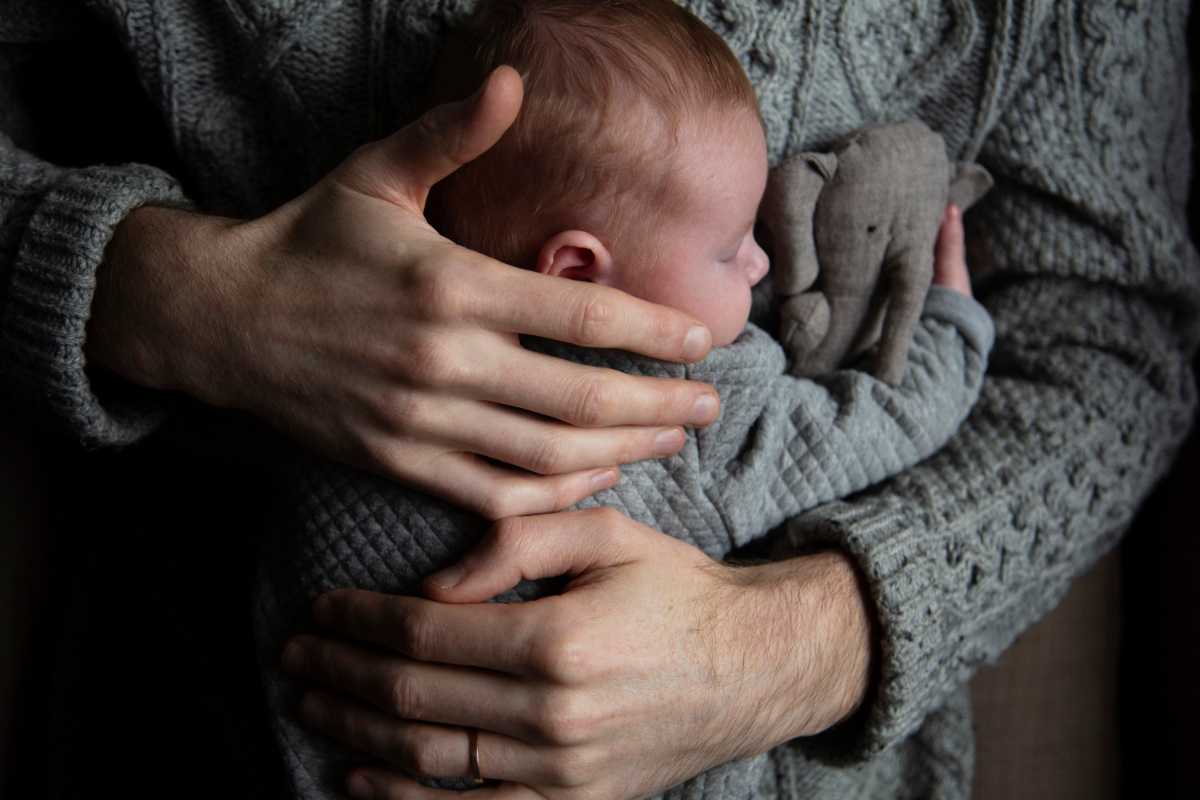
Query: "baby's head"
426 0 770 346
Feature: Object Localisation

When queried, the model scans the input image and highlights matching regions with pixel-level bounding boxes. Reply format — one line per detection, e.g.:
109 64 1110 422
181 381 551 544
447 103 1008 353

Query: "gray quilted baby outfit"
255 287 995 799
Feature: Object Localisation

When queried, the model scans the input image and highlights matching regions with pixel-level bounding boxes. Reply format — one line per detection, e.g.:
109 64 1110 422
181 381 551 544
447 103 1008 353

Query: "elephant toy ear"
802 151 838 182
948 161 994 211
758 152 839 297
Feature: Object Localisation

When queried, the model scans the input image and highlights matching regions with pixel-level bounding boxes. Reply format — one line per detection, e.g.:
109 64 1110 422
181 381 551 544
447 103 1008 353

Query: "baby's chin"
707 312 752 348
701 296 754 349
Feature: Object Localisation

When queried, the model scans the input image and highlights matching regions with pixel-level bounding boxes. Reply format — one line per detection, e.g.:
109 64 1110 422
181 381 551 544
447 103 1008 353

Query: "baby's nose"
747 241 770 286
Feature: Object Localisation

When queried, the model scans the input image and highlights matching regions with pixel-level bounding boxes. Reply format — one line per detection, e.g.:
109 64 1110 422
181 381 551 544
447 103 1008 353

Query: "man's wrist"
801 549 876 730
85 205 239 402
730 549 875 742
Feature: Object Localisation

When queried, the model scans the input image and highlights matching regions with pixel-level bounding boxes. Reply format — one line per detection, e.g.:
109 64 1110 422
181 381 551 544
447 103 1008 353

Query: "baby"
423 0 772 351
255 1 995 797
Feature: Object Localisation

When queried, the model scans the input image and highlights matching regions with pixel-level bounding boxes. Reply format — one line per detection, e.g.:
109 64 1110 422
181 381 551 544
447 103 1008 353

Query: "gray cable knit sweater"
2 2 1197 799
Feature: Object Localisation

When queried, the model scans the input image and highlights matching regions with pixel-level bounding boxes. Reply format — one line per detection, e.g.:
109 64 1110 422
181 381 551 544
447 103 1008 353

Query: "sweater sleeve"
0 26 186 446
775 0 1200 762
694 288 993 551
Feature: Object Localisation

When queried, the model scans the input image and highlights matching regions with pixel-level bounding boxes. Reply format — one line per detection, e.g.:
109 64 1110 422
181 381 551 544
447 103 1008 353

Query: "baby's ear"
536 231 616 285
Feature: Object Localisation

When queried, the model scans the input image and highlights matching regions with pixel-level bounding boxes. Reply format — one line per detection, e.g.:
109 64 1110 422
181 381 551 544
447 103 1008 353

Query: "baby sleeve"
693 288 993 549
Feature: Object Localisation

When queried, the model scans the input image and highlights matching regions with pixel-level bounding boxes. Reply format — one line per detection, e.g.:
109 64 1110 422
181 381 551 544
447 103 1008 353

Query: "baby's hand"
932 205 971 297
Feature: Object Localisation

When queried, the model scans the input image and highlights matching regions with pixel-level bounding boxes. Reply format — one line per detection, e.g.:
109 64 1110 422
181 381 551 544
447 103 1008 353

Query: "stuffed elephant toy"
758 120 993 386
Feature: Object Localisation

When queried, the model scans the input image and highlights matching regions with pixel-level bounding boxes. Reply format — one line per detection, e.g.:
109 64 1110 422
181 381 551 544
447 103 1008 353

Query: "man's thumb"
353 65 523 208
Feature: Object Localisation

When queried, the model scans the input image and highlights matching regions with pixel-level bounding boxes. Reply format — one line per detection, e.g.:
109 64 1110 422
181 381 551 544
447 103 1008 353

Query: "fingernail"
654 428 685 456
428 563 464 590
948 204 961 220
347 776 373 800
299 693 328 727
592 467 620 491
688 393 719 427
312 594 333 626
681 325 711 362
281 640 307 674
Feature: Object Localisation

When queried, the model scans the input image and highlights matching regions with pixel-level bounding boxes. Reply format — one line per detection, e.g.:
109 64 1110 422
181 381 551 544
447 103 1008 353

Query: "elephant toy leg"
779 291 831 359
787 291 874 378
872 245 934 386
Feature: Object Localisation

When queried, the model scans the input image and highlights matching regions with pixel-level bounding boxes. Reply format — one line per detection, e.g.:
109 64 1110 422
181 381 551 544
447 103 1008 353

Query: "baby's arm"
702 207 993 549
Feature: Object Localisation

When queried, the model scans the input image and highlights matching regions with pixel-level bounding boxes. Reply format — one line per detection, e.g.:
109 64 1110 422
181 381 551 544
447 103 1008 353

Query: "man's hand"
281 509 873 800
85 67 720 518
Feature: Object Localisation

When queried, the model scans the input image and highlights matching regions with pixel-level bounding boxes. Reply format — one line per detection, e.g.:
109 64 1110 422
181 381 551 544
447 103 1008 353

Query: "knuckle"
386 393 433 437
475 490 517 522
411 265 473 325
571 294 614 345
589 505 626 527
362 394 425 447
396 605 439 662
648 385 683 423
524 430 570 475
546 748 606 787
340 704 375 750
413 107 452 152
490 516 532 552
400 333 471 390
535 691 597 746
410 738 457 778
387 669 425 720
584 506 634 549
567 377 613 427
476 478 543 520
547 481 587 514
529 629 591 684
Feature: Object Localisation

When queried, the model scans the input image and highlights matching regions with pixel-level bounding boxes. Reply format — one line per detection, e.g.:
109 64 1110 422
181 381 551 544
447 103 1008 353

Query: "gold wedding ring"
468 728 484 784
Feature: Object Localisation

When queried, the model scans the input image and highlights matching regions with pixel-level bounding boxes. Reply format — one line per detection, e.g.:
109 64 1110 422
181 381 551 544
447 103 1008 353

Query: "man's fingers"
347 766 536 800
380 449 619 520
496 349 719 429
467 344 719 429
286 642 533 737
294 690 561 785
296 593 574 680
470 264 713 363
370 400 686 475
308 517 647 675
425 508 654 604
292 642 617 748
932 205 971 297
352 66 524 207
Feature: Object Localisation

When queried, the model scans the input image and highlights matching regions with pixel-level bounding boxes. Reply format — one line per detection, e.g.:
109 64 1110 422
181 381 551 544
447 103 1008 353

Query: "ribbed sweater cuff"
772 494 948 763
0 163 186 447
922 285 995 357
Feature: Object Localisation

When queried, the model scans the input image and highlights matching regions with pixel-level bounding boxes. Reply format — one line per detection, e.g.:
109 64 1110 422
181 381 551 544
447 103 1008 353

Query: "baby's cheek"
705 284 754 348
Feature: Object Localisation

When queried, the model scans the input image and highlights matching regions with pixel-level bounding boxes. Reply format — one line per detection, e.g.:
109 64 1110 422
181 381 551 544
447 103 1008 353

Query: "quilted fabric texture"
256 289 994 800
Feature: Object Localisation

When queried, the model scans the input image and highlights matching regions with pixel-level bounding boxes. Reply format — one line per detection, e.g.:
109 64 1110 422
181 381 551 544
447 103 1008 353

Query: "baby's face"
615 110 770 347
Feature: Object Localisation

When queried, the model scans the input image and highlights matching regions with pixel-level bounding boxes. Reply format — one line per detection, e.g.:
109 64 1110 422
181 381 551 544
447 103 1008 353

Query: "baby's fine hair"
424 0 759 268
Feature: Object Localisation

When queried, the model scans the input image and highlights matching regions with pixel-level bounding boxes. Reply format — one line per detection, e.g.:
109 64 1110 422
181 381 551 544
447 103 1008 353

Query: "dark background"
2 6 1198 798
1115 5 1200 797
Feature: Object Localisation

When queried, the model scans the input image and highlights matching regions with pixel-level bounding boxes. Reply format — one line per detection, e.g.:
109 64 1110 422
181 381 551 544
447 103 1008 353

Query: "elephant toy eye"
866 225 878 234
